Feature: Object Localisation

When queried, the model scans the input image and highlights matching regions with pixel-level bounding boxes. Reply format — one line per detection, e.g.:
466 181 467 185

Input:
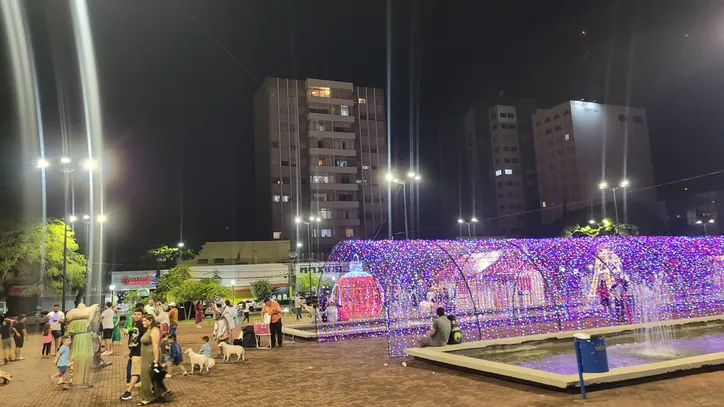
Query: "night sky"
1 0 723 268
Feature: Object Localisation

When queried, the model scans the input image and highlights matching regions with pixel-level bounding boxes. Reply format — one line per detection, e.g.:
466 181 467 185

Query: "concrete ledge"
405 314 724 390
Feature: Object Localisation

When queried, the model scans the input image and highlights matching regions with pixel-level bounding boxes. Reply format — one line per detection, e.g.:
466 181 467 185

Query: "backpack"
448 325 463 345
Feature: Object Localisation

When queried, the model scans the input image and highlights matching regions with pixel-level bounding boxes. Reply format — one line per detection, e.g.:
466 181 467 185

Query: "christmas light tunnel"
316 237 724 357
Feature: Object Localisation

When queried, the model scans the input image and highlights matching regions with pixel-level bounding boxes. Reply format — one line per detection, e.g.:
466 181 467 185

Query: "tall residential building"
458 97 539 237
254 77 388 257
532 101 657 225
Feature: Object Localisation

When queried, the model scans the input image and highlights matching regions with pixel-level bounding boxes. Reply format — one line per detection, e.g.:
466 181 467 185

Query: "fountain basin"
405 315 724 390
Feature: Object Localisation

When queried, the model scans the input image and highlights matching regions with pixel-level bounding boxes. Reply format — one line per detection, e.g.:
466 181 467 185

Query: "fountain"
631 278 678 358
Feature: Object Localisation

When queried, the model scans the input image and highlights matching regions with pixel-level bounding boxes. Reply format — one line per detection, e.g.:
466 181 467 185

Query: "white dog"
184 349 215 374
217 342 245 362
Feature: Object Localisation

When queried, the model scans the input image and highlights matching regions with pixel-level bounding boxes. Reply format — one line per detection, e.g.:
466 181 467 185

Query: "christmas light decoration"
318 237 724 357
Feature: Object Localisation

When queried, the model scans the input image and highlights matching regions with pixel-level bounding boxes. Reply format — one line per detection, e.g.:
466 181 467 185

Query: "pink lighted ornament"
330 256 383 319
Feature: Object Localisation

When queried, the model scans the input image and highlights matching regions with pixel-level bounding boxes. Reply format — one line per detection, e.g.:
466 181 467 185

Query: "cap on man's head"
263 298 271 303
168 302 176 307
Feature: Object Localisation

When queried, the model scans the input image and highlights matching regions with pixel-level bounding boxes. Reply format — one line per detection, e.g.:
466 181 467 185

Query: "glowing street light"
588 219 596 225
177 242 185 248
82 214 90 221
457 217 478 237
296 242 303 248
598 181 608 190
619 179 630 188
696 219 715 236
68 215 78 223
96 213 107 223
598 180 630 223
81 159 97 171
60 157 72 165
109 284 117 306
36 158 50 169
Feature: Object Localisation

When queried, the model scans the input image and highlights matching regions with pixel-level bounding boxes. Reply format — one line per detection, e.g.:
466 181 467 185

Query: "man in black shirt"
13 314 28 361
1 318 12 364
120 309 146 401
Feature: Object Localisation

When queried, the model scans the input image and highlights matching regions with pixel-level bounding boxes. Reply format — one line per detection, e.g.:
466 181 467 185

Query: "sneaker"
120 391 133 401
165 373 172 378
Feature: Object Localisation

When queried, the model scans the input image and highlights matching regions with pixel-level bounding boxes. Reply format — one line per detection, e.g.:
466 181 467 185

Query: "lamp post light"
387 172 422 239
230 280 236 303
294 215 320 262
696 219 715 236
598 179 629 223
176 242 185 265
457 217 478 238
109 284 116 306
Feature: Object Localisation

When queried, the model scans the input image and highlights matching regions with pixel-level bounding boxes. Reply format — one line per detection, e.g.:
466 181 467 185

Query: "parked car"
25 310 50 327
236 299 264 312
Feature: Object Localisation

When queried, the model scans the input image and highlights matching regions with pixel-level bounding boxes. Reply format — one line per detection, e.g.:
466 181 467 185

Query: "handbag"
150 363 167 381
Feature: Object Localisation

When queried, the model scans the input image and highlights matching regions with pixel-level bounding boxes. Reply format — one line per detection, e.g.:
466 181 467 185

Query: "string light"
317 237 724 357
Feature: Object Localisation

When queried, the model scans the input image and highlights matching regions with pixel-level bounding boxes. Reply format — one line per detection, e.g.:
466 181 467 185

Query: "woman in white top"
155 302 170 334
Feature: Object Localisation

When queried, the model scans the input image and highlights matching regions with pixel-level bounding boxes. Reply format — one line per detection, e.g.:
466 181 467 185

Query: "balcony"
307 95 355 106
308 130 355 140
308 112 355 124
309 147 356 157
313 200 359 209
310 165 357 174
311 183 360 191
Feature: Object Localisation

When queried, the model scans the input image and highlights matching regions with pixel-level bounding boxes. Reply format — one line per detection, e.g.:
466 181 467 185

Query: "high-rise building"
457 97 540 237
532 101 657 225
254 77 388 257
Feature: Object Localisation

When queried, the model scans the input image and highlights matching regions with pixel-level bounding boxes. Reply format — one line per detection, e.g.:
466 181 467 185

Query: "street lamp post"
696 219 715 236
109 284 116 306
598 179 629 224
230 280 236 303
295 215 320 298
457 217 479 238
387 172 422 239
177 242 185 266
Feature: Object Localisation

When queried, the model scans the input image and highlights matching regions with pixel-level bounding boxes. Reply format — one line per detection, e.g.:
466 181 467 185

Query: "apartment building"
254 77 388 257
532 101 657 225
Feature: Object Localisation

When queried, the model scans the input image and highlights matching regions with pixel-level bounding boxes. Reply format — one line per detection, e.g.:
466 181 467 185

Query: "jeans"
169 325 178 336
296 307 302 319
126 357 132 383
242 313 250 323
270 320 283 347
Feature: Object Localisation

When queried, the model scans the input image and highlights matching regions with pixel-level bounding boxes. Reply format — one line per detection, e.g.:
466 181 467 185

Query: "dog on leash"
217 342 245 362
184 349 214 374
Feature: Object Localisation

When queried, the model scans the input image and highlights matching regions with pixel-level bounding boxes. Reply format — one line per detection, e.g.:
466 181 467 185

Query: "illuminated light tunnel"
314 237 724 357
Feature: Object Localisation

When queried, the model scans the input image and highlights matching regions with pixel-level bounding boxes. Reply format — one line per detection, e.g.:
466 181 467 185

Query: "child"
160 332 171 367
12 314 28 361
199 336 211 358
41 323 53 359
447 315 463 345
1 319 12 364
51 336 71 385
165 334 188 377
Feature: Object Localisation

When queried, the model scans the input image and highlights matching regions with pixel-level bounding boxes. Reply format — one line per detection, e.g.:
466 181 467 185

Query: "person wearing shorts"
13 314 28 361
48 304 65 356
52 336 71 385
1 318 12 364
101 302 115 356
120 309 146 401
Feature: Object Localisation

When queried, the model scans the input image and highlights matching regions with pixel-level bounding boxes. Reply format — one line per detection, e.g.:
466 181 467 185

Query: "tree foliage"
0 219 87 296
296 273 335 293
562 220 639 238
145 245 196 268
154 266 192 301
250 279 272 300
169 278 230 305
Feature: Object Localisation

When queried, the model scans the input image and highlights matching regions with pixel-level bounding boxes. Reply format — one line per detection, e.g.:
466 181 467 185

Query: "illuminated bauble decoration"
330 256 383 319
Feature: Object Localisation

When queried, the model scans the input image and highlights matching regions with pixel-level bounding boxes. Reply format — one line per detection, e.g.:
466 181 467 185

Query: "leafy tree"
0 219 87 296
169 278 230 319
250 279 272 300
122 288 149 309
154 266 192 301
296 273 335 293
561 220 639 238
146 245 196 269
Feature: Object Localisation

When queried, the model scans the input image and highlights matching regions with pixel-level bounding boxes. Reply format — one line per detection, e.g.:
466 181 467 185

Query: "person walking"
120 309 146 401
294 294 303 320
262 298 283 348
138 314 169 405
1 318 12 364
47 304 65 355
194 301 203 328
168 303 179 337
101 302 116 356
12 314 27 361
241 301 250 324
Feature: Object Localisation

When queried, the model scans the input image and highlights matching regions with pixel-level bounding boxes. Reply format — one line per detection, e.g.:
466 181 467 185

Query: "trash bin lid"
573 333 591 340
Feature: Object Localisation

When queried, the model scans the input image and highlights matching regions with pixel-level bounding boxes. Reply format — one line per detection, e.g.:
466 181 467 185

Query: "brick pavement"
2 316 724 407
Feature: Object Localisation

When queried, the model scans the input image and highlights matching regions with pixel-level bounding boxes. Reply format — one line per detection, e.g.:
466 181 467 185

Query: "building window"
497 181 503 187
312 175 331 184
506 181 513 186
565 133 570 141
321 229 333 238
271 141 279 147
545 129 552 135
499 204 505 209
509 124 516 129
281 160 290 166
495 170 502 176
272 195 281 202
362 165 369 170
535 121 541 127
313 193 329 201
197 259 208 264
495 159 500 164
512 158 519 163
335 159 348 167
491 124 498 130
505 169 513 175
541 201 547 208
563 109 570 116
554 113 560 119
544 117 551 123
341 105 350 116
358 97 366 104
501 123 508 129
634 116 644 123
213 258 225 264
503 146 510 151
282 195 290 202
504 158 511 163
345 228 354 237
554 125 562 131
511 146 518 152
320 208 333 219
273 232 281 240
308 86 331 97
499 112 506 118
317 158 324 166
494 147 500 153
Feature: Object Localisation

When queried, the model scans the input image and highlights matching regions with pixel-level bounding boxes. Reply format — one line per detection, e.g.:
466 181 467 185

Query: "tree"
561 220 639 238
169 278 230 319
154 266 192 301
296 273 335 293
0 219 87 297
146 245 196 270
122 287 149 309
250 280 272 300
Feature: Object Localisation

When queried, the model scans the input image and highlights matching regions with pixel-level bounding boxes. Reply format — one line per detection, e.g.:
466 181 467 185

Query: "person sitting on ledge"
418 307 451 348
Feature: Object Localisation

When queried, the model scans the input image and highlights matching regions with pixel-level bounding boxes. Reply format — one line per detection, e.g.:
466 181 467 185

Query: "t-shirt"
49 311 65 331
160 339 170 356
43 331 53 344
101 308 115 329
57 344 70 367
127 322 147 357
14 321 25 335
0 323 11 339
144 304 155 315
168 308 178 325
199 342 211 357
262 300 281 323
294 296 302 308
431 316 452 347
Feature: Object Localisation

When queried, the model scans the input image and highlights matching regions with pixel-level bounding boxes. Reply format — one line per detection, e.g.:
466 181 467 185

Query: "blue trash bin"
574 335 609 373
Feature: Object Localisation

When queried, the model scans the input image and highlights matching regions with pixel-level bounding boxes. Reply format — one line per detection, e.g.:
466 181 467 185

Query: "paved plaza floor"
2 317 724 407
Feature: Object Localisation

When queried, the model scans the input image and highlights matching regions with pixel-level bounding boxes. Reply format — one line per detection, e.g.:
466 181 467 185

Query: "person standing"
144 300 155 316
241 301 250 324
418 307 451 348
155 303 170 335
120 309 146 401
41 323 53 359
294 294 303 320
262 298 283 348
194 301 203 328
1 318 12 364
168 303 179 337
12 314 28 361
112 306 122 344
101 302 115 356
48 304 65 355
138 314 168 405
